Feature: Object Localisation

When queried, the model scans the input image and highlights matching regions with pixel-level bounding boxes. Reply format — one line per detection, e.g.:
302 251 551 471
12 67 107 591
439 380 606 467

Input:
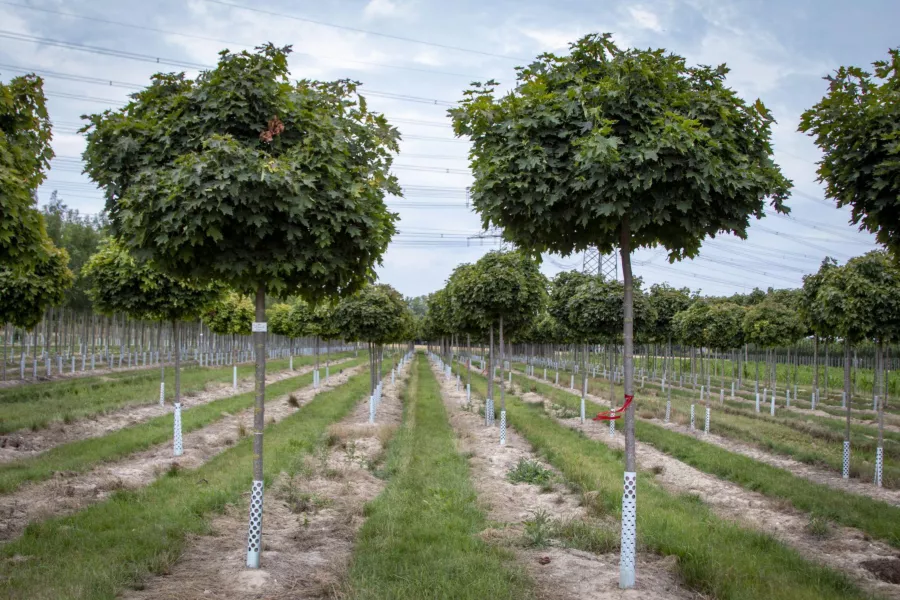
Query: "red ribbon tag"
593 394 634 421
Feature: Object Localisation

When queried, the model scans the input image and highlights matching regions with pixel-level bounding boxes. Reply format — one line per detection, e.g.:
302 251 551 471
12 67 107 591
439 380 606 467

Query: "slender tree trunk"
488 324 494 405
619 222 636 588
500 317 505 412
844 339 851 445
252 285 266 481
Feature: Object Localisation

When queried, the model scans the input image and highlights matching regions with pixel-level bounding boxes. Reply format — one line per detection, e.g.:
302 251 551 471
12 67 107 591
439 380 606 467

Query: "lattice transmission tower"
582 247 619 281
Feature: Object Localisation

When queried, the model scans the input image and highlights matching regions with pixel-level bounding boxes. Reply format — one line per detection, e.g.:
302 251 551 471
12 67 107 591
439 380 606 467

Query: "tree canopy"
204 292 253 336
81 44 401 299
451 250 546 335
449 34 791 260
331 284 410 344
83 238 218 322
566 276 655 342
0 74 54 269
647 283 693 343
800 49 900 261
742 300 805 349
0 240 72 330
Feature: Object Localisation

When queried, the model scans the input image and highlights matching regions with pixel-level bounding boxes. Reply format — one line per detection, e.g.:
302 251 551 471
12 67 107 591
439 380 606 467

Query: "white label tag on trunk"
252 322 267 333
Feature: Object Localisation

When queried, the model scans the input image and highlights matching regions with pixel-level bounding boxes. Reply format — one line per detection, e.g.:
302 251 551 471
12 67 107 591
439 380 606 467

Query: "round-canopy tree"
647 283 692 380
0 74 54 269
332 283 410 393
452 250 546 442
82 44 400 568
205 291 253 363
742 299 804 393
0 239 72 334
83 238 219 403
799 258 838 398
450 33 790 587
816 251 900 480
800 49 900 261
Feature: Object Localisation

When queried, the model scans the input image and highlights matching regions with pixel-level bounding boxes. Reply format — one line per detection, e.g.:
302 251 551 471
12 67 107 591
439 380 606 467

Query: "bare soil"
549 404 900 600
122 361 409 600
441 366 700 600
0 365 366 543
0 362 346 464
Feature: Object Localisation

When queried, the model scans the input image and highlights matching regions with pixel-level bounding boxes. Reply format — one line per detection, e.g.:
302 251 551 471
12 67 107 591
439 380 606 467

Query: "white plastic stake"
690 404 695 431
570 374 575 390
755 392 760 412
770 393 775 416
500 410 507 446
160 381 165 406
580 397 585 424
704 407 710 435
842 441 851 479
875 446 884 487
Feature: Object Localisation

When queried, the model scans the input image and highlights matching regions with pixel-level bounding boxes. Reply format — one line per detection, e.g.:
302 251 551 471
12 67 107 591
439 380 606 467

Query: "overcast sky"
1 0 893 298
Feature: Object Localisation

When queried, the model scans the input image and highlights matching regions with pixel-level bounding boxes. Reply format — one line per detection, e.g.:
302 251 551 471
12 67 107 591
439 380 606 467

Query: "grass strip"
0 351 354 434
0 366 373 600
0 355 365 495
457 364 874 600
346 354 534 600
507 368 900 549
511 361 900 488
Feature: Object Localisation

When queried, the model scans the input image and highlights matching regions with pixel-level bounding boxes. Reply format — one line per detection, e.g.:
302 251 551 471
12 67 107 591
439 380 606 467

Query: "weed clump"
523 509 552 548
507 458 553 486
806 515 831 539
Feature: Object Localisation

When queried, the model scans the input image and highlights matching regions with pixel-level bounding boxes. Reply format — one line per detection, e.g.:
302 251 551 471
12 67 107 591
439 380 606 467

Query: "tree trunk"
488 324 494 407
173 320 181 402
252 285 266 482
844 339 851 447
619 222 636 589
500 317 505 412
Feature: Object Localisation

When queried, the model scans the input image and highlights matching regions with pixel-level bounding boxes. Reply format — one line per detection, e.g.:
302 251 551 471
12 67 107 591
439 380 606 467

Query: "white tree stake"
619 471 637 589
173 403 183 457
690 404 695 431
160 382 165 406
842 441 850 479
500 410 507 446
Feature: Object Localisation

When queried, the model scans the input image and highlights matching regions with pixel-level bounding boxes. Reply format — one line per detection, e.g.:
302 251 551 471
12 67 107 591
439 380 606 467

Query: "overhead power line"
197 0 526 61
0 3 494 80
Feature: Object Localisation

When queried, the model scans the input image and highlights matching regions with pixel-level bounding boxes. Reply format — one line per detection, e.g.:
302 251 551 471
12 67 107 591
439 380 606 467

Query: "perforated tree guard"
620 472 637 589
664 400 671 424
875 447 884 487
704 407 710 435
755 393 760 412
690 404 695 431
246 479 264 568
609 417 615 437
580 397 585 424
500 410 507 446
233 366 237 391
160 382 165 406
842 441 851 479
173 403 183 457
369 395 375 424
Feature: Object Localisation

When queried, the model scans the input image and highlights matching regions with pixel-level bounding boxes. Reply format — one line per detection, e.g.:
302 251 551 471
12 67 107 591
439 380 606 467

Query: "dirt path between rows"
0 364 366 543
0 361 351 464
0 360 164 389
519 371 900 508
442 367 700 600
123 361 409 600
537 396 900 599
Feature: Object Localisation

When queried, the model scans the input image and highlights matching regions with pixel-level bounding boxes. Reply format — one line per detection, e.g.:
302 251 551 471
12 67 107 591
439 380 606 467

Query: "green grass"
0 351 354 434
513 361 900 488
346 354 534 600
506 368 900 550
458 364 875 600
0 366 373 600
0 355 366 494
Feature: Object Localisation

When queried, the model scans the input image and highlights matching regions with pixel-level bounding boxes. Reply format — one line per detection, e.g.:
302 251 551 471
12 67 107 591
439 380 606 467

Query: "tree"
84 239 219 402
799 258 838 398
450 33 790 587
647 284 692 379
0 240 73 331
816 251 900 480
742 300 804 392
800 49 900 261
452 250 546 443
0 74 54 269
332 283 410 393
82 44 400 568
205 292 253 363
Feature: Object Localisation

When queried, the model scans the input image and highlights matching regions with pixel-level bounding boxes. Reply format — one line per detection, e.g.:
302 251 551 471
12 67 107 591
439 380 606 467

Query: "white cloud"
629 7 663 32
363 0 402 19
518 27 582 51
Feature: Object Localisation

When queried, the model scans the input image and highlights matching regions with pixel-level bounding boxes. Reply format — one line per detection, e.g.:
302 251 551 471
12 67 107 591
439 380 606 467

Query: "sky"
1 0 894 299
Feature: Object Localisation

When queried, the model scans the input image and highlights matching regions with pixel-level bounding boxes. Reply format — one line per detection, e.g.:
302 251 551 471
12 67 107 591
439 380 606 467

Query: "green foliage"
269 299 312 338
204 291 253 336
647 283 692 342
0 240 73 330
40 194 106 311
565 275 655 341
672 301 711 349
449 34 791 260
815 251 900 344
83 238 218 323
673 301 745 350
406 295 428 318
451 250 546 335
308 302 340 341
0 74 53 269
547 271 591 340
445 262 491 336
742 300 805 348
82 45 401 298
332 284 411 344
800 48 900 261
799 258 838 337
